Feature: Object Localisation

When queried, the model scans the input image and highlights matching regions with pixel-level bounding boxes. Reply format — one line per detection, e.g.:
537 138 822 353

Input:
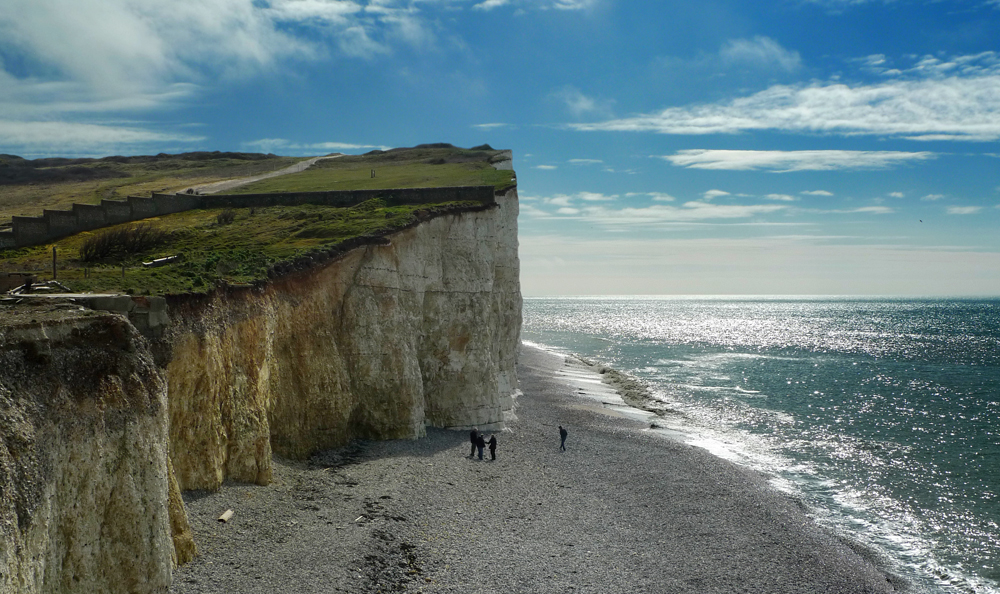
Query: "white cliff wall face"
166 190 521 491
0 312 177 594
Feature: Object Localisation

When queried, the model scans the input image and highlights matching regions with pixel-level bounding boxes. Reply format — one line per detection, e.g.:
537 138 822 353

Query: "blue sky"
2 0 999 296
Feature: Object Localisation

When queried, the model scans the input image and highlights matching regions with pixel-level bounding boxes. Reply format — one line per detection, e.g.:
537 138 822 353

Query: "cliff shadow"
309 427 479 470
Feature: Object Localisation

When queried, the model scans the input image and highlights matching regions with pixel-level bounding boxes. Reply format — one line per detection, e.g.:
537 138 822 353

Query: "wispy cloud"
719 36 802 73
525 192 790 225
765 194 798 201
580 202 790 226
626 192 676 202
0 119 205 157
922 194 947 201
535 164 558 170
807 205 895 215
661 149 935 172
947 206 983 215
1 0 541 155
703 189 731 200
472 0 510 10
569 158 604 164
801 190 834 196
571 53 1000 141
472 123 511 130
242 138 391 154
473 0 597 10
553 86 614 118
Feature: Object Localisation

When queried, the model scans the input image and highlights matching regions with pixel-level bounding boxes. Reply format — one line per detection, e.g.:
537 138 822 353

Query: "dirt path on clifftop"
169 344 903 594
178 155 340 195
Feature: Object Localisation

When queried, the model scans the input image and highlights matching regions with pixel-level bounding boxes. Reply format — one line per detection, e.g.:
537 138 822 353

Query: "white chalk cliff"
0 187 521 593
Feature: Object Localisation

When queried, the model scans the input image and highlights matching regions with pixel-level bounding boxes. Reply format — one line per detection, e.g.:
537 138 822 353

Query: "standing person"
469 427 479 458
559 425 568 451
476 433 486 460
487 434 497 461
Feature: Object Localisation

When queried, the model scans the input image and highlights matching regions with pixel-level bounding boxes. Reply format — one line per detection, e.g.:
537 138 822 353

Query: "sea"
521 296 999 594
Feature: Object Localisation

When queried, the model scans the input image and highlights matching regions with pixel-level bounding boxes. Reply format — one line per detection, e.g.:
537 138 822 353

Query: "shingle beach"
169 343 905 593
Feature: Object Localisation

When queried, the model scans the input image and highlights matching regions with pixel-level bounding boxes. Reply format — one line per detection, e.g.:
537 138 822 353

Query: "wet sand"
170 343 905 593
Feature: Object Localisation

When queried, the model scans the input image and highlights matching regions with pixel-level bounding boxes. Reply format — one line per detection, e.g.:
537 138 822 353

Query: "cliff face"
165 189 520 490
0 187 521 592
0 306 193 594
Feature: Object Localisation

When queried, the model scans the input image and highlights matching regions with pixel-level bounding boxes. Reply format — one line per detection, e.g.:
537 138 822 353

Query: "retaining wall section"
2 186 498 249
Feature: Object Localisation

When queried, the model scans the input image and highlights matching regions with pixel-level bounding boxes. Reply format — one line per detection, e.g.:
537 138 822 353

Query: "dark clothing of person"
559 426 568 451
476 434 486 460
487 435 497 460
469 429 479 458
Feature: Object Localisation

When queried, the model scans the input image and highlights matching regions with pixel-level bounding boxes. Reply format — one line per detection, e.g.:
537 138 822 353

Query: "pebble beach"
169 343 906 593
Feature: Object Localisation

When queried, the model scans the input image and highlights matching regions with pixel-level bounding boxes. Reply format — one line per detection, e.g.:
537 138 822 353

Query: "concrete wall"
3 186 497 250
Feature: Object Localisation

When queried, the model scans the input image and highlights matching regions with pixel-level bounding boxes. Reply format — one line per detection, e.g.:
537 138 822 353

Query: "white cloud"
572 53 1000 141
627 192 677 202
807 205 894 215
578 192 617 201
242 138 391 154
0 0 456 155
766 194 798 202
0 119 205 157
947 206 983 215
854 206 894 214
472 0 510 10
472 123 510 130
579 202 790 226
889 192 905 198
553 86 613 118
525 193 789 224
545 196 574 207
703 189 730 200
535 164 558 170
802 190 834 196
569 158 604 164
922 194 947 201
549 0 599 9
719 36 802 73
661 149 935 172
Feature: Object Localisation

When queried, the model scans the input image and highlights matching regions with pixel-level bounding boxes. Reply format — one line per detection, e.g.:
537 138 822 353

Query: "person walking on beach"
486 434 497 460
559 425 568 451
476 433 486 460
469 427 479 458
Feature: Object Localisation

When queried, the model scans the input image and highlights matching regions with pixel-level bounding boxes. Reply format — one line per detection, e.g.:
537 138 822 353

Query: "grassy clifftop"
0 145 514 296
0 152 306 224
230 145 514 195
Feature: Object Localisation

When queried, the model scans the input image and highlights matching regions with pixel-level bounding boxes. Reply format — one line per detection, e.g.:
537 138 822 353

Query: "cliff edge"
0 185 521 593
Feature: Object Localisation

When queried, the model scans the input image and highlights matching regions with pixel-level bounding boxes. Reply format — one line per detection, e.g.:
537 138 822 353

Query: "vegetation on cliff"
0 145 513 296
230 145 514 195
1 199 484 295
0 152 306 223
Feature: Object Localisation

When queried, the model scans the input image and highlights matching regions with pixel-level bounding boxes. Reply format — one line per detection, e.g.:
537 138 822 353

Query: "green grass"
2 200 482 295
231 148 515 194
0 145 514 296
0 155 307 224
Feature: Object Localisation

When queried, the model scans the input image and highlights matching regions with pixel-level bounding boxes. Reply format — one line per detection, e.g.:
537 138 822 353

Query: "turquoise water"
522 297 1000 594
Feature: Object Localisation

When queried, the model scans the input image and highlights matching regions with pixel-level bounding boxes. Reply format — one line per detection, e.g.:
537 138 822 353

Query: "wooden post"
52 246 57 279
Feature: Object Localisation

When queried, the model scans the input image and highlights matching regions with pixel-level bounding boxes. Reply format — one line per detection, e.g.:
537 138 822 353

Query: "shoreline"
170 342 906 593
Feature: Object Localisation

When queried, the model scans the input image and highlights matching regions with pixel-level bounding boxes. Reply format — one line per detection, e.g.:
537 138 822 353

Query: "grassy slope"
231 147 515 194
0 155 306 224
0 146 512 295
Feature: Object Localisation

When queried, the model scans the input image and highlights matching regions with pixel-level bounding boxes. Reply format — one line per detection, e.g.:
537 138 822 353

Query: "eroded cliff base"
0 302 194 594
